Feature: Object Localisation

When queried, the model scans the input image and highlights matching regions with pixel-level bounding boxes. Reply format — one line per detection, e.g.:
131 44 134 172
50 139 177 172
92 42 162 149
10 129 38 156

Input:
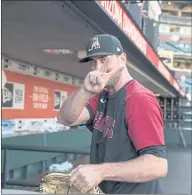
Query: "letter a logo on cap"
88 37 100 52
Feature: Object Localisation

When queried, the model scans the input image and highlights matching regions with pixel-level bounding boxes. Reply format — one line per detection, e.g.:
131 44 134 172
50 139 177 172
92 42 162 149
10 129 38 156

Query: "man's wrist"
96 163 109 181
97 162 124 181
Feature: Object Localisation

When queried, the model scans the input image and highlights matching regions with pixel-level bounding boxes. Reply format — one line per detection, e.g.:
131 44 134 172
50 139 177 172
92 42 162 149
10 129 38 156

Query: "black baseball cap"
79 34 123 63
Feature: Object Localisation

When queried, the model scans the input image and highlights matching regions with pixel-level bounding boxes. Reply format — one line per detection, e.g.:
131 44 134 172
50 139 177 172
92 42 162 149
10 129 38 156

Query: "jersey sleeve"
125 92 165 151
85 93 100 128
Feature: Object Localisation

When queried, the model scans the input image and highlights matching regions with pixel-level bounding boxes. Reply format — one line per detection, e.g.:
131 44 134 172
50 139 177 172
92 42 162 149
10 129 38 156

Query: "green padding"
2 128 92 171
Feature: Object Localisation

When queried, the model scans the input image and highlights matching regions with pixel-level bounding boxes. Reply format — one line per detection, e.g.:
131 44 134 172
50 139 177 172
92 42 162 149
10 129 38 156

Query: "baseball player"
58 34 167 194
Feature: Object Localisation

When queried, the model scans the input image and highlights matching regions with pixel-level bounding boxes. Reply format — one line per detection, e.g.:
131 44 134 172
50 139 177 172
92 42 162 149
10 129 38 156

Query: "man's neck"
109 69 133 93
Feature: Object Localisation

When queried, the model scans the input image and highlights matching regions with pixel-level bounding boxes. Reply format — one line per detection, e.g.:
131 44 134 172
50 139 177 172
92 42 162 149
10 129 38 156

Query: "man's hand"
68 164 103 193
83 65 125 94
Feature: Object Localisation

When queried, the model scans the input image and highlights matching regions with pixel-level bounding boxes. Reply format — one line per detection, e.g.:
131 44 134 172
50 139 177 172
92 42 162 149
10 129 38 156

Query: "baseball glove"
40 172 104 194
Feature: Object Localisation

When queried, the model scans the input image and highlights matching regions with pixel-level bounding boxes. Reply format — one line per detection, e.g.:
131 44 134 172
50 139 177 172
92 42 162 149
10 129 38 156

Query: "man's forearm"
99 154 167 183
58 86 94 125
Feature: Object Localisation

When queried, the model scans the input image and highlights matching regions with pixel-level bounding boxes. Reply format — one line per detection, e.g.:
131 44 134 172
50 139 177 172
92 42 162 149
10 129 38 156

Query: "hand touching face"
83 55 125 93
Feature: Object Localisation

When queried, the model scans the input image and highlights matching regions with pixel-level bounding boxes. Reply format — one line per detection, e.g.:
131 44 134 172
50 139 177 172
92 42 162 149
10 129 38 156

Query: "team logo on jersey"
88 37 100 52
93 111 115 139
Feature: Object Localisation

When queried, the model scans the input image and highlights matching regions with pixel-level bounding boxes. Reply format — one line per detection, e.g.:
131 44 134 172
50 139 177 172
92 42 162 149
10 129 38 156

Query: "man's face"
89 53 125 88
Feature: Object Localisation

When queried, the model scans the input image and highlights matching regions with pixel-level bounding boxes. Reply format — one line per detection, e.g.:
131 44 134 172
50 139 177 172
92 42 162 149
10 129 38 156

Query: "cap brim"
79 52 115 63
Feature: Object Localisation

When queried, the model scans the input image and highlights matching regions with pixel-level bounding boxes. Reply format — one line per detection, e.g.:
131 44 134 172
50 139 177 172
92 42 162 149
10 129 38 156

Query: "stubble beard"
105 73 121 89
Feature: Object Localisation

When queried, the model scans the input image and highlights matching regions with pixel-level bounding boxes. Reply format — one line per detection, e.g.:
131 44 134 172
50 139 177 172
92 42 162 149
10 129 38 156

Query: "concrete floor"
159 147 192 194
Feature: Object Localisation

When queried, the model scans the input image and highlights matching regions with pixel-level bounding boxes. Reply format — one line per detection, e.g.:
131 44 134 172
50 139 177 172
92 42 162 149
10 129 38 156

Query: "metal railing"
1 144 90 190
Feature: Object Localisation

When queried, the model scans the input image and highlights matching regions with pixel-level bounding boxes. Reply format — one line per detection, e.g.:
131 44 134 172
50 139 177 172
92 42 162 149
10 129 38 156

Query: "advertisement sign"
32 85 49 110
2 70 78 119
98 0 147 55
54 90 68 110
2 82 25 109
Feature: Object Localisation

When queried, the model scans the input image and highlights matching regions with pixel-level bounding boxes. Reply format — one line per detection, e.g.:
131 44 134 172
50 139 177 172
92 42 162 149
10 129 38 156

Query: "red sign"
157 61 172 82
179 89 185 97
97 0 185 96
2 70 79 119
98 0 147 55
